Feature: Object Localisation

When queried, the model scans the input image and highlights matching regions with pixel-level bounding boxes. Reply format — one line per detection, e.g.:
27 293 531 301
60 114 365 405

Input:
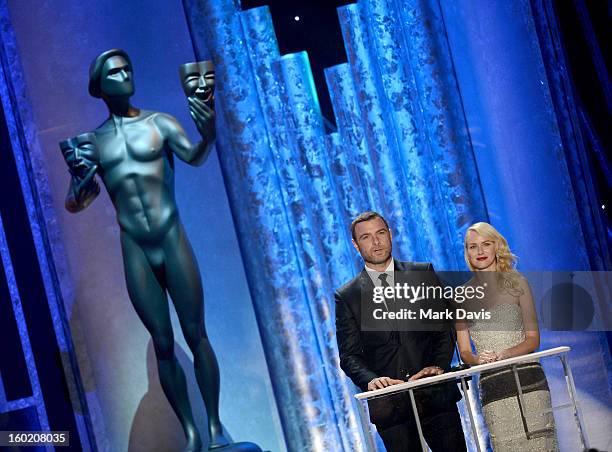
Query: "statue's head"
178 60 215 102
89 49 134 99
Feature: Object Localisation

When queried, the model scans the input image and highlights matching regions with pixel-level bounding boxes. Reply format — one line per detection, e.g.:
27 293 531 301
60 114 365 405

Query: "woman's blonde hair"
464 222 522 294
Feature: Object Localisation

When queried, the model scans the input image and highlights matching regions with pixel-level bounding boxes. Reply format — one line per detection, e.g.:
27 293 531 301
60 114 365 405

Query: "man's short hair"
350 211 389 241
88 48 132 98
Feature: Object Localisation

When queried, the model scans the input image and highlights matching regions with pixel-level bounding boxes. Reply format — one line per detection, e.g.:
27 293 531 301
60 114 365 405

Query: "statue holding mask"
60 49 261 452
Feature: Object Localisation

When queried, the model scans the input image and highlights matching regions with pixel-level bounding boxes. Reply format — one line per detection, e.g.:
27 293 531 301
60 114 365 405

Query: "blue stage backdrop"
0 0 610 450
181 0 491 450
182 0 610 450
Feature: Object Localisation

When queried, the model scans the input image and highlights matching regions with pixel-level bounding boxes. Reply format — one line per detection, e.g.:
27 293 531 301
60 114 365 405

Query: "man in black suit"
335 211 466 451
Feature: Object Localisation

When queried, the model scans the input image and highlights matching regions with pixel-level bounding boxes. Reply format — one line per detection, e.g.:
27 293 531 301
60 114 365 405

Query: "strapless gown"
469 304 558 451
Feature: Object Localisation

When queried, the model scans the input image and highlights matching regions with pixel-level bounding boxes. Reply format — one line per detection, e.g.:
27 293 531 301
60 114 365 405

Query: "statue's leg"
120 232 202 452
164 223 229 449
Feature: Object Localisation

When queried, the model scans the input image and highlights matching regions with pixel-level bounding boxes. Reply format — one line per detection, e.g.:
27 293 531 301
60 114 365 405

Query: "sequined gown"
469 304 558 451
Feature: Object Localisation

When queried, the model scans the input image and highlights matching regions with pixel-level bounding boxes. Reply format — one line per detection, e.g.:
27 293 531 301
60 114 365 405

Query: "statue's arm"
156 98 216 166
65 165 100 213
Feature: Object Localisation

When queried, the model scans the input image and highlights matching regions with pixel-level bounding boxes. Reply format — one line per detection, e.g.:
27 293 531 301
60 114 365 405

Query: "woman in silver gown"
456 222 558 451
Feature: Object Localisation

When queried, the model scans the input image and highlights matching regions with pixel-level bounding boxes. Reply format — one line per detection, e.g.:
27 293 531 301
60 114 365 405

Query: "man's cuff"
358 371 379 391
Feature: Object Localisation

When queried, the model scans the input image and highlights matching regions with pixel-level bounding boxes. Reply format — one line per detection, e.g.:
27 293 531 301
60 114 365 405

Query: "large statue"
60 49 256 452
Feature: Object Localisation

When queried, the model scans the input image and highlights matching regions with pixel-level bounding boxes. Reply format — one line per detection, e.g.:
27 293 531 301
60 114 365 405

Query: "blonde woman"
456 222 558 451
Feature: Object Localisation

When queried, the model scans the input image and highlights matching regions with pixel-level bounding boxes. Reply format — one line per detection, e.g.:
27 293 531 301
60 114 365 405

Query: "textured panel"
322 132 363 272
362 0 454 267
272 52 364 450
273 52 353 288
240 7 367 451
338 3 420 262
325 63 382 216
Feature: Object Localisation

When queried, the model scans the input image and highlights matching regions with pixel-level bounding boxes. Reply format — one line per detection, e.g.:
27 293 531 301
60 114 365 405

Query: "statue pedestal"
209 442 263 452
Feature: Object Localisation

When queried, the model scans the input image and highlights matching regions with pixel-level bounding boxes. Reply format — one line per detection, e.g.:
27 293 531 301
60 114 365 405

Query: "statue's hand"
71 164 100 202
60 133 100 211
60 133 99 179
188 96 216 142
68 156 97 180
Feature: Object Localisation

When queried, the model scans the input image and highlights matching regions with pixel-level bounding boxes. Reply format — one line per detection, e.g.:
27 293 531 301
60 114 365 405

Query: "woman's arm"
457 324 500 364
497 277 540 360
456 327 480 365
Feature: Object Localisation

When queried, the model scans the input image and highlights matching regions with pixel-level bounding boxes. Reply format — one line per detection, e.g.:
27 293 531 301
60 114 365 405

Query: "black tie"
378 273 391 311
378 273 398 330
378 273 390 288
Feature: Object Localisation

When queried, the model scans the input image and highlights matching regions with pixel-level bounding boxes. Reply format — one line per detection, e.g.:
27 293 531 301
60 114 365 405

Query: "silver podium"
354 346 588 451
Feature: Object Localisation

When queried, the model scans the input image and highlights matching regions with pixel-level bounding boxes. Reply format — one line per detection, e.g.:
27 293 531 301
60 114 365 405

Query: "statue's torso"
93 110 178 243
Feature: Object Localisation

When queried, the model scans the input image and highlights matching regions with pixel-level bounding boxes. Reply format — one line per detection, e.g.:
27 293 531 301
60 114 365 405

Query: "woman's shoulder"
514 272 532 293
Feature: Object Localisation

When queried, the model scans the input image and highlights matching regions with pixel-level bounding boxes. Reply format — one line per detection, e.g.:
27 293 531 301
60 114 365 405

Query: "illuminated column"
240 7 365 449
361 0 457 266
272 51 364 450
337 4 421 262
323 131 363 272
325 63 382 221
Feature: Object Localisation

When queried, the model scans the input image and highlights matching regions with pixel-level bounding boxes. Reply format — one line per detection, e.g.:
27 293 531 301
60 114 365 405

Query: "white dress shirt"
365 259 394 311
365 259 395 288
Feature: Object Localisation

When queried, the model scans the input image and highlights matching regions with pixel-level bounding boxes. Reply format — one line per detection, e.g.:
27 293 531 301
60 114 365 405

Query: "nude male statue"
61 48 228 451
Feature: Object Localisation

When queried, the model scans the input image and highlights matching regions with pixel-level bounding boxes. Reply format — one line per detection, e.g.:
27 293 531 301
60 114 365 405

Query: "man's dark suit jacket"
335 259 460 425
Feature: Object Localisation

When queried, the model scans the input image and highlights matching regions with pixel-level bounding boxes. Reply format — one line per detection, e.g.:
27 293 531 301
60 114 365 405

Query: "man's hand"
408 366 443 381
188 96 215 141
367 376 404 391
